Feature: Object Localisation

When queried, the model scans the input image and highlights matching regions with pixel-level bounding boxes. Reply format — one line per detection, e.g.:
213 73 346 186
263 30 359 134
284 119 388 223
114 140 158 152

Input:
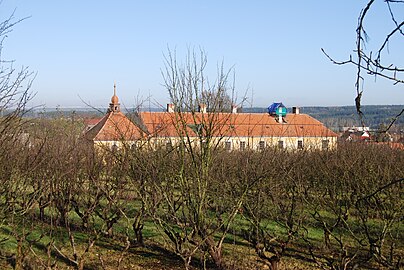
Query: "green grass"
0 198 402 270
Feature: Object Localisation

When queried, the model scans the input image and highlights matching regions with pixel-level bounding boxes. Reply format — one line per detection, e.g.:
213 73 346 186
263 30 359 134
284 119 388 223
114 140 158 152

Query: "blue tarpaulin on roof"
267 102 286 115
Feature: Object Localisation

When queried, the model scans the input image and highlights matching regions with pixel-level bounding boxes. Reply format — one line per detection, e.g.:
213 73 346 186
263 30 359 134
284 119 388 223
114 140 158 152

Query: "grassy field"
1 195 402 270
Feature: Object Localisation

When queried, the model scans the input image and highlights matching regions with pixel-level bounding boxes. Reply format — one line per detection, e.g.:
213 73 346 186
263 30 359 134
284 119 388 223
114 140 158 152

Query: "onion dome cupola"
109 82 121 113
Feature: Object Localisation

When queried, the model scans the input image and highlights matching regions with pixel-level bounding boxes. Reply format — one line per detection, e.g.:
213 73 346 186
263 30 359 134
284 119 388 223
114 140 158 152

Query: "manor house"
85 86 338 151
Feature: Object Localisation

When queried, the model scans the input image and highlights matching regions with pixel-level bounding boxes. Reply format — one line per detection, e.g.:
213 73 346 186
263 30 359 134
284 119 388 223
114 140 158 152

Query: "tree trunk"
324 229 331 249
77 260 84 270
39 197 49 221
57 209 68 226
39 206 45 221
15 239 23 270
206 236 225 270
132 212 144 246
268 255 280 270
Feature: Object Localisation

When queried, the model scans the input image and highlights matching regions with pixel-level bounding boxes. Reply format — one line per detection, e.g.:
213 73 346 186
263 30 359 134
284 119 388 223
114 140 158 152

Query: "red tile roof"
139 112 338 138
85 111 143 141
84 117 102 126
373 142 404 150
85 109 337 143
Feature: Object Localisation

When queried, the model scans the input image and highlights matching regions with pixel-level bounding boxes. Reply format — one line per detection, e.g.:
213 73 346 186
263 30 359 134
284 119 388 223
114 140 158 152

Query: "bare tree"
137 48 248 269
0 8 37 269
322 0 404 129
0 9 34 137
240 149 309 270
301 143 404 270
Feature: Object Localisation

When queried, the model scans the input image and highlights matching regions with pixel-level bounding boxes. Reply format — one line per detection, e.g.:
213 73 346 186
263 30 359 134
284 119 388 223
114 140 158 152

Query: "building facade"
84 84 143 149
85 88 338 151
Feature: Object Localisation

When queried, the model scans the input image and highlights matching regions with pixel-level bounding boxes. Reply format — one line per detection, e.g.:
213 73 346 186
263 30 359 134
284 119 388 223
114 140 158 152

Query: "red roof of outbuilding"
85 111 143 141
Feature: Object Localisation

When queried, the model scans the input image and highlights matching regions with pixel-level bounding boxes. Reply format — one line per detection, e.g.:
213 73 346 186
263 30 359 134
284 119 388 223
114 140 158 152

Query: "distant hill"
244 105 404 131
300 105 403 131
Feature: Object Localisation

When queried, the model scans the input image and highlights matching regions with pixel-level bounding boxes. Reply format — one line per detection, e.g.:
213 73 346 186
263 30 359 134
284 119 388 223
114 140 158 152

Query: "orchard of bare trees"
0 113 403 270
1 1 404 269
0 49 403 270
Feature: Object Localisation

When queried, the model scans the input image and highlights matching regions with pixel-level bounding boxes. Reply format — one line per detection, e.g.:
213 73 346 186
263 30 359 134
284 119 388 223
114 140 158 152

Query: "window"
225 141 231 151
278 140 284 149
240 141 246 151
201 140 208 150
297 140 303 150
259 141 265 150
322 139 329 150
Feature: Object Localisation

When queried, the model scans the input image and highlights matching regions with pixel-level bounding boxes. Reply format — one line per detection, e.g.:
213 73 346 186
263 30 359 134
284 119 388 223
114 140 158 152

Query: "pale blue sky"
1 1 403 108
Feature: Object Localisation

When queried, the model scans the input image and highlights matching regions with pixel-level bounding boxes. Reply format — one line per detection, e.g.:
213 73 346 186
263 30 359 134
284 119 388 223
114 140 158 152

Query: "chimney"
292 106 300 114
198 103 207 113
231 105 238 114
167 103 175 113
278 114 283 124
